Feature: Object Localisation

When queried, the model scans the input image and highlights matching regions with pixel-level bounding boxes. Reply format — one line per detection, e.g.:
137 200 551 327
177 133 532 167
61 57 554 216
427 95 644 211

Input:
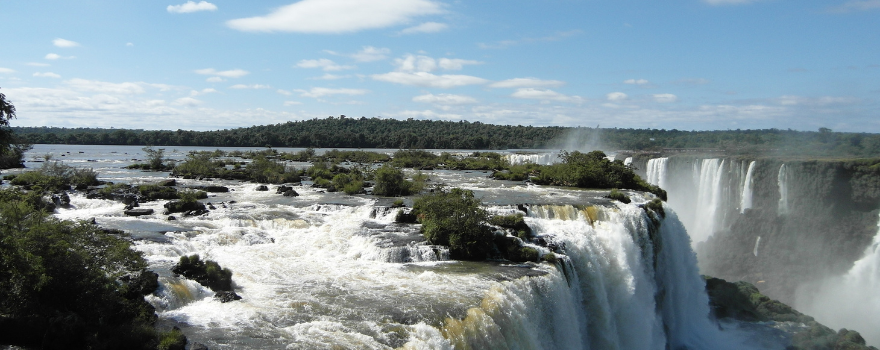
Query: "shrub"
373 164 412 196
157 327 187 350
489 213 531 239
607 188 631 204
413 188 492 260
0 188 159 348
172 254 233 292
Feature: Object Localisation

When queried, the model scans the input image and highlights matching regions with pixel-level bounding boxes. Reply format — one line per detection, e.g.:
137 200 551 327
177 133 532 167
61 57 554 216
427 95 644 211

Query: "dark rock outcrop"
704 276 877 350
124 208 154 216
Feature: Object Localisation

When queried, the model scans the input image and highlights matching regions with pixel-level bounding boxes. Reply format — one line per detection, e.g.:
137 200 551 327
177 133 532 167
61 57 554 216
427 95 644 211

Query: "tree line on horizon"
13 117 880 157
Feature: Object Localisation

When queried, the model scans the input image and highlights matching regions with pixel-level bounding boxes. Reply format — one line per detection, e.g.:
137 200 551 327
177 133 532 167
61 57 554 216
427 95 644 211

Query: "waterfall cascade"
740 161 756 213
646 157 669 189
778 164 790 216
797 213 880 346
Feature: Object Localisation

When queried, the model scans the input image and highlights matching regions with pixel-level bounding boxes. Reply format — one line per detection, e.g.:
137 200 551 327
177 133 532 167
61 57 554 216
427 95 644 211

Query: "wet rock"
275 185 291 194
190 342 210 350
159 179 177 187
255 185 269 191
282 189 299 197
119 270 159 298
51 192 71 208
200 185 229 193
214 291 242 303
167 216 177 221
124 208 154 216
164 200 205 214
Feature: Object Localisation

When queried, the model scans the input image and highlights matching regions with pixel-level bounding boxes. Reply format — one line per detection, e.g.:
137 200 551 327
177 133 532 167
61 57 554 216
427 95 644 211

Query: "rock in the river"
255 185 269 191
214 291 242 303
159 179 177 186
282 189 299 197
124 208 154 216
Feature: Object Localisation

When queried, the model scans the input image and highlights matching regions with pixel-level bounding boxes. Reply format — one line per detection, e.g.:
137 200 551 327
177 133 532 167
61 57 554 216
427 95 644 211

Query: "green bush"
0 188 159 348
172 254 233 292
489 213 531 239
9 161 100 192
373 164 413 196
413 188 492 260
157 327 187 350
607 188 631 204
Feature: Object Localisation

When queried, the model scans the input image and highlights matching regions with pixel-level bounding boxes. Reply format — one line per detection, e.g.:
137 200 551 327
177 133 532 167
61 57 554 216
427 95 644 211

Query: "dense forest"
13 117 880 157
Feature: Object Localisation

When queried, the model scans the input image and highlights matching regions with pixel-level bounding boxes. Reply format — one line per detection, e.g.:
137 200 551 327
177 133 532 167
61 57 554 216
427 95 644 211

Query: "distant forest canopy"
13 117 880 157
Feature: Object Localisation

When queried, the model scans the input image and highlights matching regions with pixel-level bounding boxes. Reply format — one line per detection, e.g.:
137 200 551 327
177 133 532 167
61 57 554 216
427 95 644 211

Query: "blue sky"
1 0 878 132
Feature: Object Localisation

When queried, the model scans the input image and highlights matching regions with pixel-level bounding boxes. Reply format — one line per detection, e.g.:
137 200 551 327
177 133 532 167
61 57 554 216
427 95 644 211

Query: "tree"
0 87 17 155
413 188 493 260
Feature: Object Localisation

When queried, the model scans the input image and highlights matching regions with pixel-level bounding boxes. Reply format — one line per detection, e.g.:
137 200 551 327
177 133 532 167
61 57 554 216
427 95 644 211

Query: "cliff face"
634 156 880 305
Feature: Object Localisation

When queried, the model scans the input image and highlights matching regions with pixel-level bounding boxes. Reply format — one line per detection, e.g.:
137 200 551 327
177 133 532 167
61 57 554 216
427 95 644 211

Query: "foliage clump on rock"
703 276 878 350
606 188 631 204
0 188 163 349
532 151 667 200
172 254 234 293
9 159 100 193
413 188 493 260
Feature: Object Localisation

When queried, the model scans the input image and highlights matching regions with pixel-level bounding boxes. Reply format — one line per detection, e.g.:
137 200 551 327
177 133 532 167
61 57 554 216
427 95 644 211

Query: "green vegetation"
0 87 30 169
163 190 207 215
172 151 301 184
156 328 187 350
9 160 100 192
128 146 172 171
489 213 531 239
606 189 631 204
532 151 666 199
704 276 878 350
373 164 417 196
413 188 493 260
0 189 162 348
14 118 880 158
172 254 233 292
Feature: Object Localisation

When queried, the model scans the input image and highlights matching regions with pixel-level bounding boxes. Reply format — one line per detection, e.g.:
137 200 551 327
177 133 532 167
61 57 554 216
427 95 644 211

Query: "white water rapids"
22 145 790 349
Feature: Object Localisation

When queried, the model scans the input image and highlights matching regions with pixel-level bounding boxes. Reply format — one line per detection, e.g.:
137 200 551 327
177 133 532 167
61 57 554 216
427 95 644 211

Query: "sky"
1 0 878 132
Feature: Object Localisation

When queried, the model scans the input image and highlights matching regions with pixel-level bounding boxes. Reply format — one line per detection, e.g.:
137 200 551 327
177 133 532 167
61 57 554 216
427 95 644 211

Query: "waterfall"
475 203 747 349
691 159 726 244
740 161 756 213
506 153 559 165
778 164 789 216
623 157 633 166
753 236 761 257
796 213 880 347
646 157 669 189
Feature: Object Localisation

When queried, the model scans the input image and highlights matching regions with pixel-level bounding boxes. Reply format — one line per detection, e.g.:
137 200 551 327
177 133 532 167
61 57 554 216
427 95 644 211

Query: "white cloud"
227 0 444 33
351 46 390 62
277 89 293 96
413 93 477 105
702 0 765 5
478 30 581 49
229 84 271 89
438 58 481 70
190 88 217 96
167 1 218 13
827 0 880 12
653 94 678 103
26 62 50 67
399 22 448 35
372 72 488 88
33 72 61 78
45 53 74 60
296 59 355 72
489 78 565 88
0 68 15 74
195 68 249 78
391 54 480 73
53 38 80 48
297 87 369 98
173 97 203 106
309 74 350 80
511 88 583 103
283 101 302 106
206 77 225 83
390 109 462 120
606 92 628 102
777 95 858 106
63 79 146 94
126 42 134 47
624 79 650 85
